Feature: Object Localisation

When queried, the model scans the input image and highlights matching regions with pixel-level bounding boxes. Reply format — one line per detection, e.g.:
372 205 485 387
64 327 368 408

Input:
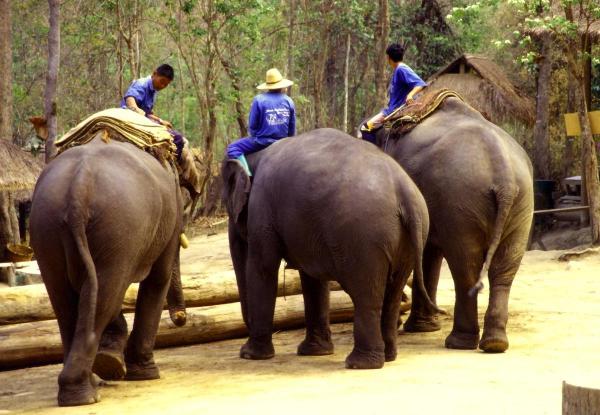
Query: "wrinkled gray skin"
372 97 534 352
29 133 185 406
223 128 437 369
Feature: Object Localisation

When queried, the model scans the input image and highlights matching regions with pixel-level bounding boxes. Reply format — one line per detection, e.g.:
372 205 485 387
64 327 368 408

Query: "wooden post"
563 381 600 414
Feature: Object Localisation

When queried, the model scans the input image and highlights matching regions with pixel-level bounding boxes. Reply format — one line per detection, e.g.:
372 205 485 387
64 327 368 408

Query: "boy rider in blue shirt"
226 68 296 176
120 64 186 158
363 43 426 138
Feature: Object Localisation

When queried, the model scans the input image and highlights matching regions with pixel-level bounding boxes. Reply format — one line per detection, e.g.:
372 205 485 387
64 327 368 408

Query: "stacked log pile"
0 268 353 370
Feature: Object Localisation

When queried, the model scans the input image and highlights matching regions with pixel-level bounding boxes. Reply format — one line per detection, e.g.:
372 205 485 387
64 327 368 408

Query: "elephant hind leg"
381 267 411 362
444 252 483 350
297 271 334 356
125 238 178 381
479 227 528 353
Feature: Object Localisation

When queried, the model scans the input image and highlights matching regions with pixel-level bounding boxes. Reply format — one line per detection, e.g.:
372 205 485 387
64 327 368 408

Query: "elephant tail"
469 143 518 296
405 196 441 314
68 205 99 356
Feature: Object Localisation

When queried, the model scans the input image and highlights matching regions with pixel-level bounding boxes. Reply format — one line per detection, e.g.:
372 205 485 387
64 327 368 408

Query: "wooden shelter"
426 54 535 127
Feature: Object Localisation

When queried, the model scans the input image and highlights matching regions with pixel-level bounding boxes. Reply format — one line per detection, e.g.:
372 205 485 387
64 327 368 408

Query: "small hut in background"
427 54 535 127
0 140 44 283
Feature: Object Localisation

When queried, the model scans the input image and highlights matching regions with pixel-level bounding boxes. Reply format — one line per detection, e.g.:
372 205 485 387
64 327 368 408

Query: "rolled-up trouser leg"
168 129 185 160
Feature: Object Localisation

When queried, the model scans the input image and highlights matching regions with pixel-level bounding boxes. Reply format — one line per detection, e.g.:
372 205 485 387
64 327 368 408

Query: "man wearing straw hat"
226 68 296 176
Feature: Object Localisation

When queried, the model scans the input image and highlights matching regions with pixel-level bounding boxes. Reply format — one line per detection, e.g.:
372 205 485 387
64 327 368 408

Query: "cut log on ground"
563 381 600 414
0 291 354 370
0 269 342 325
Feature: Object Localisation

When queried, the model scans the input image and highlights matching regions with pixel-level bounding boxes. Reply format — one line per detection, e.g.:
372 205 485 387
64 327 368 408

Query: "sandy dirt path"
1 232 599 415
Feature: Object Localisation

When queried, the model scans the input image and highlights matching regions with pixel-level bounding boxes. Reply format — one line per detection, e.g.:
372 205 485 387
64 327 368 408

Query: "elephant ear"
222 159 252 223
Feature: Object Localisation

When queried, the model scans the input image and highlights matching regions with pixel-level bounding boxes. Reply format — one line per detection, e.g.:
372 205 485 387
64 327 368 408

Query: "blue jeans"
226 137 277 159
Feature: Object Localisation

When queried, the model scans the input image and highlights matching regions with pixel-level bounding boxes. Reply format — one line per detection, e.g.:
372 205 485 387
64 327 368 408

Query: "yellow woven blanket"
55 108 177 159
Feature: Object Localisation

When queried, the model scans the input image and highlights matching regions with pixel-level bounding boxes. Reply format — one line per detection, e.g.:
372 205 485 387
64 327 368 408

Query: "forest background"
3 0 600 189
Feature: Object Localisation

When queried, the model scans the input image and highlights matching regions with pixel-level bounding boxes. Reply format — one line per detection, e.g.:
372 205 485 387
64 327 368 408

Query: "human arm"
248 98 261 137
405 85 425 105
124 97 146 116
288 101 296 137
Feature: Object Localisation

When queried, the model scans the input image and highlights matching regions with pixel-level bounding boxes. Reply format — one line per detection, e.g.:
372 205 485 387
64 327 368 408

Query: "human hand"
162 119 173 129
406 96 415 105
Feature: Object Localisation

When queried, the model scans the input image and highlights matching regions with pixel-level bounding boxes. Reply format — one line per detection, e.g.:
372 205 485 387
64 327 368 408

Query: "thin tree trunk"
375 0 390 102
343 33 351 133
0 0 12 142
286 0 296 82
217 53 248 137
533 33 552 179
562 75 577 178
44 0 60 163
0 192 19 285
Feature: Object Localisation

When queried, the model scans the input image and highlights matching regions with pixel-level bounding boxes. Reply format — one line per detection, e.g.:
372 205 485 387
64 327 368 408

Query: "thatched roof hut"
427 54 535 126
0 140 44 192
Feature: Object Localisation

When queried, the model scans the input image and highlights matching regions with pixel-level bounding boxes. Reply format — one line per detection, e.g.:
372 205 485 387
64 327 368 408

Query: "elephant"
29 131 191 406
369 95 534 353
222 128 438 369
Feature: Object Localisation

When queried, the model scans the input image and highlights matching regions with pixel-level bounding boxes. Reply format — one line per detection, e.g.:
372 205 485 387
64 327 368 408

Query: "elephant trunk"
166 250 187 327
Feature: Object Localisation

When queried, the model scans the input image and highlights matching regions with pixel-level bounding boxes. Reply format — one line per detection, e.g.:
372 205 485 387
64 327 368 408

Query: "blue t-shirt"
382 64 427 116
120 76 156 114
249 92 296 142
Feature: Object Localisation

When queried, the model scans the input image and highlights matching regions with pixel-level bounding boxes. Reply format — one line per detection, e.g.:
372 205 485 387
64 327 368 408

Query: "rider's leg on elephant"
225 137 270 176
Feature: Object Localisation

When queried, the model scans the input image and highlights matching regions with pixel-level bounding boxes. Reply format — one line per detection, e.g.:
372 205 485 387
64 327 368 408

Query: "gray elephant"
370 95 534 352
30 132 189 406
222 128 438 369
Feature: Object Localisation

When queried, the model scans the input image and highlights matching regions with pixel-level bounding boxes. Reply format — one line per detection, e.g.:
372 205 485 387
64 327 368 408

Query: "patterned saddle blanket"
384 88 465 135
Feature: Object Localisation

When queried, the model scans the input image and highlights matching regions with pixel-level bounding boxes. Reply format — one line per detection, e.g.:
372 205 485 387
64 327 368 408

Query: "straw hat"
256 68 294 90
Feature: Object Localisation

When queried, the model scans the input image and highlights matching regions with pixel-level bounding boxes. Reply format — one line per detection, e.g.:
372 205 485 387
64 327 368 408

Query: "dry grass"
0 140 44 192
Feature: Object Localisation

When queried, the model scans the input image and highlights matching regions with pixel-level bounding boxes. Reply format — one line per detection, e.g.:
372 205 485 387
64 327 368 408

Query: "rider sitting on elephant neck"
361 43 427 143
225 68 296 176
120 63 186 159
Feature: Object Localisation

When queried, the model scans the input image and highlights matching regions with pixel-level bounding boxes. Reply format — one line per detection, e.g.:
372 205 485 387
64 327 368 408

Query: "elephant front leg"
404 243 442 333
93 312 128 381
297 271 334 356
124 253 174 381
239 254 280 360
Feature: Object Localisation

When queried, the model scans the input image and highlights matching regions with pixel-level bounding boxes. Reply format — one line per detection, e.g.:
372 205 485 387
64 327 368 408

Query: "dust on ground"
0 229 599 415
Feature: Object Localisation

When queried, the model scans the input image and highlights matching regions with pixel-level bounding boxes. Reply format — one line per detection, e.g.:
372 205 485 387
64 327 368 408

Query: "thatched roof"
427 54 535 126
0 140 44 192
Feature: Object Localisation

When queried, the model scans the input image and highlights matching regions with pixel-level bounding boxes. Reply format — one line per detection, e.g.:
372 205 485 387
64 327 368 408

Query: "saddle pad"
55 108 177 160
384 88 465 135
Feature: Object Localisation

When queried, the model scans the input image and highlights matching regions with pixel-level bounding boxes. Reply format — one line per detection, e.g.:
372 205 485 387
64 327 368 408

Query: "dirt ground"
1 229 599 415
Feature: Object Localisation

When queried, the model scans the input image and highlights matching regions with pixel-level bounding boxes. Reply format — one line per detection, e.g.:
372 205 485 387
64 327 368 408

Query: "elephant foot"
403 314 441 333
169 308 187 327
445 331 480 350
57 375 99 407
92 350 125 381
479 329 509 353
384 346 397 362
345 348 385 369
124 360 160 381
240 338 275 360
297 332 334 356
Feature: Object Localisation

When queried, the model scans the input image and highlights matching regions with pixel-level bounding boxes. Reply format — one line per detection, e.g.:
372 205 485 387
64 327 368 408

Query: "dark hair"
155 64 175 80
385 43 405 62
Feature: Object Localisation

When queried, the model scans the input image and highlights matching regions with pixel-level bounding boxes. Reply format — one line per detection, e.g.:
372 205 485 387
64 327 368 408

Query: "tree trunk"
562 75 578 178
0 192 20 285
374 0 390 102
286 0 296 83
44 0 60 163
218 55 248 138
533 33 552 179
343 33 351 133
0 0 12 142
0 291 354 370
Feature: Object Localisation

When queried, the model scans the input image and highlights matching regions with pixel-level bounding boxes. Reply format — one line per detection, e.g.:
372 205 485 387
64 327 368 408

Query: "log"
0 269 342 325
563 381 600 414
0 291 354 370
